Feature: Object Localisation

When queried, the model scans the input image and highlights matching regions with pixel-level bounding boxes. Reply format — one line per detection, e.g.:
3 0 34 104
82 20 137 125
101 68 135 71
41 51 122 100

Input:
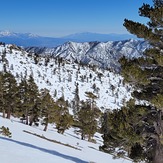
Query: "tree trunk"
2 109 5 118
81 132 85 140
153 144 163 163
43 122 48 131
6 107 11 119
25 109 28 125
29 115 34 126
88 134 91 142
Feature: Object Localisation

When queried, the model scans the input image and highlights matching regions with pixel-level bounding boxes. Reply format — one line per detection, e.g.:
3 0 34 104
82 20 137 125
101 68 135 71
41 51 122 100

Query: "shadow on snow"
0 136 88 163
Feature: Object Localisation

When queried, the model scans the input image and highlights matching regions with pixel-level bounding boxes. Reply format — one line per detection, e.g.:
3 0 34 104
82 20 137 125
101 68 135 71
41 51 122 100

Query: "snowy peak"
0 30 17 37
0 30 140 47
26 39 148 70
0 30 39 38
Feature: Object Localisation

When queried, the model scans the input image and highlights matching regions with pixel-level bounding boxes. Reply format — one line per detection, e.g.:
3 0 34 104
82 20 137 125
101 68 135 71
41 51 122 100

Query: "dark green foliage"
85 91 97 109
101 1 163 163
26 75 40 126
77 101 101 141
40 88 57 131
55 111 73 134
0 126 12 138
17 74 40 125
100 100 148 162
119 57 150 86
17 76 29 121
55 97 73 134
0 71 19 119
129 143 144 162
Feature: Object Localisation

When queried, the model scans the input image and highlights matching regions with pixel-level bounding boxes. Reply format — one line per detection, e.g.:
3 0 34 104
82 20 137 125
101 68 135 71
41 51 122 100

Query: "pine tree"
55 97 73 134
40 88 57 131
100 100 147 162
85 91 97 109
18 74 40 125
17 75 30 124
27 75 40 126
101 1 163 163
0 72 6 118
72 82 80 115
0 72 19 119
77 101 101 141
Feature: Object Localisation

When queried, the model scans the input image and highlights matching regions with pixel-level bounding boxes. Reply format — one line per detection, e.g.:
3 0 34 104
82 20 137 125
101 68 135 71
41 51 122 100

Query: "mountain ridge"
0 30 138 47
26 39 148 71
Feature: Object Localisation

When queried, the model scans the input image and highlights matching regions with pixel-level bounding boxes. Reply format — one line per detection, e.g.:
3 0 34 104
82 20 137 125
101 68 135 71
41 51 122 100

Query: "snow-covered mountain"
0 43 134 110
26 39 148 71
0 30 138 47
0 30 70 47
0 30 39 38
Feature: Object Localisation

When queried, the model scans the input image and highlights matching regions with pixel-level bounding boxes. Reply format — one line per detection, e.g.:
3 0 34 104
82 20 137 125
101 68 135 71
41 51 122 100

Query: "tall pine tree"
55 97 73 134
40 88 57 131
0 72 18 119
77 101 101 141
27 75 40 126
18 74 40 125
101 1 163 163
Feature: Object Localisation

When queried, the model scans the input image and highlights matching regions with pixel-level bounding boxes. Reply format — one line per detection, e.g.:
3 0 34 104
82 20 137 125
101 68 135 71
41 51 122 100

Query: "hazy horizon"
0 30 135 38
1 0 152 37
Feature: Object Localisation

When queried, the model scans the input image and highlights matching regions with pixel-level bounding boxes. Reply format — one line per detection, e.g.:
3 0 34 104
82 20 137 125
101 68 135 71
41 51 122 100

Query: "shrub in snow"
0 126 12 138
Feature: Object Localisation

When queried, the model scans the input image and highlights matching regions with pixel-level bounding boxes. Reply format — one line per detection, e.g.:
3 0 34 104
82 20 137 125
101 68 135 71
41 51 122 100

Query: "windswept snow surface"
0 116 131 163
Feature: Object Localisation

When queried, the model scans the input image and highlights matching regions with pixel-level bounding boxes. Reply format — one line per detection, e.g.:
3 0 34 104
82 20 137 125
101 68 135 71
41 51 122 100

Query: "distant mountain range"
62 32 137 42
26 39 148 71
0 30 138 47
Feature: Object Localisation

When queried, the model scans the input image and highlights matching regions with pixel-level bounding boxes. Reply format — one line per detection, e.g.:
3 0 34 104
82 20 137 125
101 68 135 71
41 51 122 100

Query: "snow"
0 115 132 163
26 39 148 70
0 30 39 38
0 44 133 110
0 30 16 37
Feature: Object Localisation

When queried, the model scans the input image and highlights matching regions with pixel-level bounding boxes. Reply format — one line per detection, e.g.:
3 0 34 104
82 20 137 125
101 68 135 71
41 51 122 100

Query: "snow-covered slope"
0 115 132 163
0 43 132 110
26 39 148 70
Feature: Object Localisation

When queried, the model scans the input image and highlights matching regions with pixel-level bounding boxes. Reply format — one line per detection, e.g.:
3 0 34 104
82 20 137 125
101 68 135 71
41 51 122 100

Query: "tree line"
0 70 101 142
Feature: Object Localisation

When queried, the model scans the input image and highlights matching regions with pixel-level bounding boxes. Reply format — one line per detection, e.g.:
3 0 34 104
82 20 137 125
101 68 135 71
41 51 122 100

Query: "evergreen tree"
100 100 147 162
77 101 101 141
101 1 163 163
40 88 57 131
55 97 73 134
0 72 18 119
27 75 40 126
18 74 40 125
85 91 97 109
18 75 30 124
0 72 6 118
72 82 80 115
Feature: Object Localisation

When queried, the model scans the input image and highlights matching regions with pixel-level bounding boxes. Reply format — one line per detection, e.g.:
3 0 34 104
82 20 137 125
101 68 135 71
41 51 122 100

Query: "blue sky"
0 0 152 37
